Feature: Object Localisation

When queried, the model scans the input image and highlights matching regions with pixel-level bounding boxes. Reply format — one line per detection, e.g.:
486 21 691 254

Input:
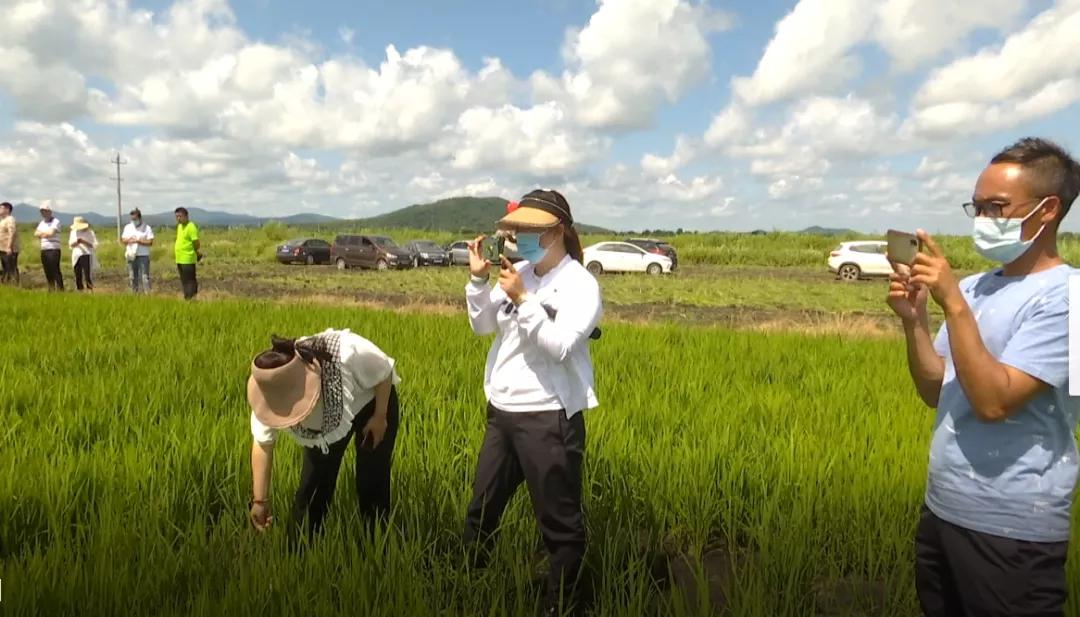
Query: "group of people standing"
0 204 203 299
242 138 1080 617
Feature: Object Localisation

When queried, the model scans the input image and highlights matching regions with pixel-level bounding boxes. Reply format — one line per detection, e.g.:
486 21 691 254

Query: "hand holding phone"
482 236 505 266
886 230 920 266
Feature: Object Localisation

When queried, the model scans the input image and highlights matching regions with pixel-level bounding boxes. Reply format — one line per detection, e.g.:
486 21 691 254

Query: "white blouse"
69 229 98 264
465 254 602 418
250 328 401 451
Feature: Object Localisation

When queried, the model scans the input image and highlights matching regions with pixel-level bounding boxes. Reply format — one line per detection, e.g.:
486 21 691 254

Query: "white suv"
827 241 891 281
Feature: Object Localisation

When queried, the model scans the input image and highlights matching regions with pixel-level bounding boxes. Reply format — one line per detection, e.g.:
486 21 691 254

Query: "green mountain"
799 225 858 237
359 196 612 234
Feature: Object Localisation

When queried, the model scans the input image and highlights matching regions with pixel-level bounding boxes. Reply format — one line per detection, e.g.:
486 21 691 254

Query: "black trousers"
464 403 587 608
40 249 63 290
290 387 400 540
915 505 1068 617
177 263 197 299
0 252 18 284
74 255 93 290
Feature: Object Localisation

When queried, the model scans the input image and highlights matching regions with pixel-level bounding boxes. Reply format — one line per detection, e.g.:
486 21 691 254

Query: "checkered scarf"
288 332 344 440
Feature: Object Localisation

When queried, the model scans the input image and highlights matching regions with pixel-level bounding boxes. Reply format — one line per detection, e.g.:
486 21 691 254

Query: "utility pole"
110 153 128 240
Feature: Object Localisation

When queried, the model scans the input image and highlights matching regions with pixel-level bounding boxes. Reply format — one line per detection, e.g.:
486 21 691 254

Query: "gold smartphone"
886 229 920 265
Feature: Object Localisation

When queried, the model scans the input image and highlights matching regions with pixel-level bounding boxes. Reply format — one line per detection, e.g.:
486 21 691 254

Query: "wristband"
470 274 489 285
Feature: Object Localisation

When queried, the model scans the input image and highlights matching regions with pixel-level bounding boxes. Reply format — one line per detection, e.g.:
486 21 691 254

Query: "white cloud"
444 102 605 178
874 0 1025 71
907 0 1080 138
534 0 732 130
655 174 724 202
732 0 872 106
704 103 751 147
641 136 699 176
731 0 1034 107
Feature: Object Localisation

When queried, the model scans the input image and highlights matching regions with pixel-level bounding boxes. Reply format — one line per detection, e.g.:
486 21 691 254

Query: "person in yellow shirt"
174 207 203 300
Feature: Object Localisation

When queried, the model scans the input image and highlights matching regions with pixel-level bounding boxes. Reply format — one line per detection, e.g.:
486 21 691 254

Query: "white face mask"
971 197 1049 264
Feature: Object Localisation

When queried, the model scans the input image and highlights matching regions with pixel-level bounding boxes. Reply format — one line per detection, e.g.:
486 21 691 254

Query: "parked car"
404 240 450 267
446 240 470 266
625 238 678 270
331 234 415 270
276 238 332 265
827 241 890 281
583 241 672 275
445 238 522 265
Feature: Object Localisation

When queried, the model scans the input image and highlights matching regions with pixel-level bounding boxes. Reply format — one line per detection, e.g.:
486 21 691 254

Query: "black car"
624 238 678 270
276 238 332 265
404 240 450 266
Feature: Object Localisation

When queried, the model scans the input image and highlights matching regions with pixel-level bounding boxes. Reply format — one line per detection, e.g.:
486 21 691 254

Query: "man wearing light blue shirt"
888 137 1080 616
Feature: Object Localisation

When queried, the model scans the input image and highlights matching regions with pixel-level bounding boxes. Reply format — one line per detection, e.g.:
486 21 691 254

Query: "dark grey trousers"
464 402 587 608
915 505 1068 617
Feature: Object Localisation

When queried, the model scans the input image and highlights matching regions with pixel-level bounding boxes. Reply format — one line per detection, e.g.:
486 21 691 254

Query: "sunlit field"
2 289 1078 616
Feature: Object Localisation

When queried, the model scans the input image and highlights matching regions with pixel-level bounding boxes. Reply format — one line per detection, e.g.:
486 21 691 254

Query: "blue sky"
0 0 1078 234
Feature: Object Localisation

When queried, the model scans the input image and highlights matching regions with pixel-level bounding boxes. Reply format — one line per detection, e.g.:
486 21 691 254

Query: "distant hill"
11 203 341 229
10 196 611 233
799 225 857 236
359 196 612 233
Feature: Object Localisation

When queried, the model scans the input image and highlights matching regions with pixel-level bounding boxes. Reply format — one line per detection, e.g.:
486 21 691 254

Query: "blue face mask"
515 232 548 263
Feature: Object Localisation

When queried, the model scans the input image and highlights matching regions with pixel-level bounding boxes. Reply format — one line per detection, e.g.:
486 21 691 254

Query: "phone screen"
482 236 504 265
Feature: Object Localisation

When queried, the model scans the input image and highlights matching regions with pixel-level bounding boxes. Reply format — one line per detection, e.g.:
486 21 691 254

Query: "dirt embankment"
7 265 903 337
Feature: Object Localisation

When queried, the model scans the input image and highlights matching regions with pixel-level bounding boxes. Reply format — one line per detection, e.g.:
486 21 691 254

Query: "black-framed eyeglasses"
961 197 1047 219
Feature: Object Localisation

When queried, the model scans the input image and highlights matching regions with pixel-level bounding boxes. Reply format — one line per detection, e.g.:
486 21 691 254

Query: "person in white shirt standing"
34 205 64 291
0 202 19 285
246 329 402 546
463 189 602 616
121 208 154 293
68 216 98 292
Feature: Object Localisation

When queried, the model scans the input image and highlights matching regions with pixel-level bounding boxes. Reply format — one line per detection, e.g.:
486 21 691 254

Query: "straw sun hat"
496 189 574 230
246 354 323 429
71 216 90 231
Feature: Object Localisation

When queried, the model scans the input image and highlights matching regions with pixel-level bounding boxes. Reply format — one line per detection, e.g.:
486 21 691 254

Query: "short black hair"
990 137 1080 219
174 207 188 216
130 208 142 217
0 202 11 212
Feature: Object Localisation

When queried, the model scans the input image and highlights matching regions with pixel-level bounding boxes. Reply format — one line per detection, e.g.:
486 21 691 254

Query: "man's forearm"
944 302 1011 421
903 316 944 407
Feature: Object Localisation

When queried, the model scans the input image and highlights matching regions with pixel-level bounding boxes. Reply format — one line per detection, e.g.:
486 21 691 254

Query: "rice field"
1 289 1078 616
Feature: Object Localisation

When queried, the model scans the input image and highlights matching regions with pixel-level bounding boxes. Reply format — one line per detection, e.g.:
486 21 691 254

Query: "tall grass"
1 290 1078 615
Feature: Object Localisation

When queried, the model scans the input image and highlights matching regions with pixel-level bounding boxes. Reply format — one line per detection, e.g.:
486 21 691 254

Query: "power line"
110 153 128 240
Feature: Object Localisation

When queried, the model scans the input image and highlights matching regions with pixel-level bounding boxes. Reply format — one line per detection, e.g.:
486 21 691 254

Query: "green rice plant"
0 288 1077 615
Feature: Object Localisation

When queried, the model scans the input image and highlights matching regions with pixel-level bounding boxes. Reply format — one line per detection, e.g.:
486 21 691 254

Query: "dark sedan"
276 238 332 265
625 238 678 270
404 240 451 267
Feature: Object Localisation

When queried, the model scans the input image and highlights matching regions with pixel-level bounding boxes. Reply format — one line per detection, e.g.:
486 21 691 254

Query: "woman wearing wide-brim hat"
246 328 402 542
68 216 98 291
462 189 603 615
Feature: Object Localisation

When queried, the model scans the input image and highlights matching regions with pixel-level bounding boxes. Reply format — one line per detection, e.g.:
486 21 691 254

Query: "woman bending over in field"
246 329 401 542
463 190 603 616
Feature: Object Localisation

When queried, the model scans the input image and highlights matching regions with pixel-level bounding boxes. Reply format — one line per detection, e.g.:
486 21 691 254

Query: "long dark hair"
562 225 584 264
253 335 331 369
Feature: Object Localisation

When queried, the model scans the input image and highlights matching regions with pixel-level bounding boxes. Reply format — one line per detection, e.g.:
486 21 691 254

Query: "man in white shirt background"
0 202 19 285
33 205 64 291
121 208 154 293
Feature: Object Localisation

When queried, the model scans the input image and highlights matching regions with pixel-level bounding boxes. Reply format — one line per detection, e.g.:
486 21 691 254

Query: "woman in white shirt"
463 189 602 615
246 328 401 543
68 216 98 291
